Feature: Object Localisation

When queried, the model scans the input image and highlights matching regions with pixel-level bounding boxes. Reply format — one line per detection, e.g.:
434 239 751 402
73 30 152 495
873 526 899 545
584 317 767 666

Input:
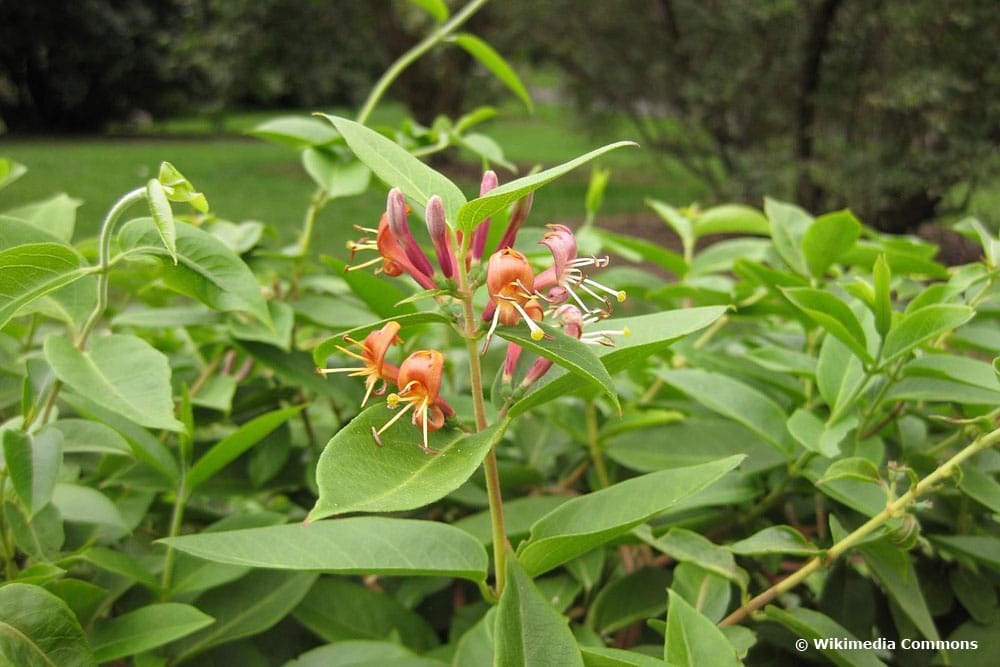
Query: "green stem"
719 424 1000 627
355 0 490 126
455 230 507 595
78 187 147 348
160 476 188 595
585 401 610 488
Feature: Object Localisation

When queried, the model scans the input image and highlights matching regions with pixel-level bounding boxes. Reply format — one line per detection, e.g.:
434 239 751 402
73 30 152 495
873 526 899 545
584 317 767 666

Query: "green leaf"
0 243 93 329
0 583 94 667
958 465 1000 514
169 570 316 663
764 606 887 667
285 640 445 667
301 150 371 198
656 369 793 455
802 210 861 279
293 578 438 652
309 405 507 520
589 567 671 633
409 0 449 21
4 502 64 562
517 456 743 576
813 458 888 517
816 335 865 415
454 495 569 545
4 193 82 243
83 546 160 591
782 287 872 363
187 405 304 492
509 306 727 418
664 589 740 667
453 33 532 112
729 526 819 556
159 518 489 582
2 428 61 518
787 409 856 458
579 646 669 667
44 334 183 432
880 304 975 363
495 550 584 667
456 141 638 232
145 178 178 263
636 526 745 587
690 238 770 276
929 535 1000 571
156 162 208 212
91 603 213 663
498 320 620 412
872 254 892 337
51 419 132 457
859 539 939 640
51 483 127 533
671 562 730 623
694 204 770 237
247 115 340 148
319 114 467 225
0 158 27 191
118 218 271 328
589 228 688 278
765 197 812 277
319 257 418 320
647 199 694 258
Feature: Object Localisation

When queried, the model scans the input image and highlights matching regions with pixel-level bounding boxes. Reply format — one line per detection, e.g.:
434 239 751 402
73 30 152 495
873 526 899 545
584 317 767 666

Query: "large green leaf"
664 589 740 667
656 369 794 455
319 114 466 225
517 456 743 576
2 428 62 518
765 197 811 277
694 203 770 237
309 405 507 519
495 550 584 667
0 243 93 329
508 306 727 418
292 578 438 652
453 33 532 112
91 603 213 663
455 141 638 231
284 640 446 667
729 525 819 556
588 566 671 633
4 193 81 243
145 177 178 263
498 320 619 412
764 606 887 667
168 570 316 663
45 334 183 432
118 218 272 328
880 304 974 363
187 405 304 492
801 210 861 279
858 539 939 640
247 115 340 148
160 518 489 582
782 287 872 364
0 583 94 667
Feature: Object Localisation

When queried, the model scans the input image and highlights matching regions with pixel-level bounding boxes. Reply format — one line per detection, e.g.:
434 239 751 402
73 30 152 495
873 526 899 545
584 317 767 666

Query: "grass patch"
1 103 710 257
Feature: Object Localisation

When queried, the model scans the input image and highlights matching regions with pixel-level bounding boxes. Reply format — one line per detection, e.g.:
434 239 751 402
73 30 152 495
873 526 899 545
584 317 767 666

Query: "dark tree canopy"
492 0 1000 230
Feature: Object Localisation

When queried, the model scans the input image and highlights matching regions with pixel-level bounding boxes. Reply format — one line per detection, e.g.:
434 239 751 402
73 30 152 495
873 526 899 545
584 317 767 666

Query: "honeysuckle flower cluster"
319 171 628 453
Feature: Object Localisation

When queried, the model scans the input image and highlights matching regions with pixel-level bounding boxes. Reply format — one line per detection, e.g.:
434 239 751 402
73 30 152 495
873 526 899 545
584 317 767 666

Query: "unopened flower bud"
495 191 534 252
386 188 435 277
472 170 499 261
425 195 456 278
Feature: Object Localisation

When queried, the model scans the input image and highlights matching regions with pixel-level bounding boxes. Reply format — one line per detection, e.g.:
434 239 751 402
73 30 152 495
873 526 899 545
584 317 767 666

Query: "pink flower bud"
425 195 456 278
472 170 499 261
495 191 534 252
386 188 435 278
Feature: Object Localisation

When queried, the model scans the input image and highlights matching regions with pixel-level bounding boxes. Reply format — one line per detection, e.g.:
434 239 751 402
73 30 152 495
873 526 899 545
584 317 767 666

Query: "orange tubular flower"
345 213 437 290
316 321 402 407
483 249 545 348
374 350 449 454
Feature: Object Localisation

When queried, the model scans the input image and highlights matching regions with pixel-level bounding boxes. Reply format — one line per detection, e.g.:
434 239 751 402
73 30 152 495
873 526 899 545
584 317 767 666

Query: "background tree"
492 0 999 231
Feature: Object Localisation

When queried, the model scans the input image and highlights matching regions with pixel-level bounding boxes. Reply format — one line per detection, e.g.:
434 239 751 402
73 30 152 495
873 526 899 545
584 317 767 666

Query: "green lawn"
0 104 708 257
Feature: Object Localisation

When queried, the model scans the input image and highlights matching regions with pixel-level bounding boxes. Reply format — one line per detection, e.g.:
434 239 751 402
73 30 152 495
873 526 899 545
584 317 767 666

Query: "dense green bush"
1 2 998 665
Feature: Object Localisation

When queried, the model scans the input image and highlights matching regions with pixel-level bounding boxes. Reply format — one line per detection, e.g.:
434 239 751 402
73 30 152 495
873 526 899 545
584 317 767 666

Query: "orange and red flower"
316 321 402 407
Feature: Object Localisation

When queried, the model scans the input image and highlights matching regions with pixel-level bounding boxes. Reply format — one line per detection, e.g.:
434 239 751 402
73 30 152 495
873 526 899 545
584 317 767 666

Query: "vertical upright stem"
455 232 507 595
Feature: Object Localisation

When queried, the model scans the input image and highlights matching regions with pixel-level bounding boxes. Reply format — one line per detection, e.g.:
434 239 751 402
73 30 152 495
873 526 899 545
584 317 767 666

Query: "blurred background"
1 0 997 257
